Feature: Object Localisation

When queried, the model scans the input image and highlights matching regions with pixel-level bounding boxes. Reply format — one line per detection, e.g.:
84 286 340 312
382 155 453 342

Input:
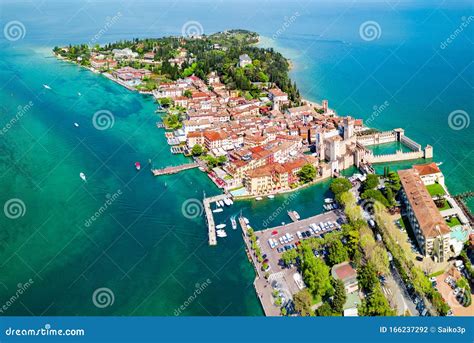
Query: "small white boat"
216 201 221 208
216 229 227 238
231 216 237 230
79 172 87 181
223 198 231 206
243 217 250 225
267 195 275 199
78 92 82 96
43 84 51 90
216 224 226 229
255 197 263 201
324 198 334 204
74 122 79 127
213 208 223 213
219 200 225 207
228 198 234 205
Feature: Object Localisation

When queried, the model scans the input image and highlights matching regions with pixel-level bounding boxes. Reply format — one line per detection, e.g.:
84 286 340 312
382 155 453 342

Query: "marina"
203 193 234 245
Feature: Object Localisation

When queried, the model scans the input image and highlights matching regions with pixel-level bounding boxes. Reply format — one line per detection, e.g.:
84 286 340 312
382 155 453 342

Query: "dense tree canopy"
297 164 317 183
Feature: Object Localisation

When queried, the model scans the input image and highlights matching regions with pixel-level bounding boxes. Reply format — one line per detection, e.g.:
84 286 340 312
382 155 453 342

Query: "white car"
297 231 303 239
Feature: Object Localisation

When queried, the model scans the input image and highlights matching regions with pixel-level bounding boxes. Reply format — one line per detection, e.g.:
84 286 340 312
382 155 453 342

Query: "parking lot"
436 271 473 316
255 210 342 272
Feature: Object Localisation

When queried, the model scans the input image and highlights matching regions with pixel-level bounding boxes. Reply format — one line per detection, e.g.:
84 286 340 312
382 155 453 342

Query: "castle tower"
322 100 328 113
424 144 433 159
343 116 354 140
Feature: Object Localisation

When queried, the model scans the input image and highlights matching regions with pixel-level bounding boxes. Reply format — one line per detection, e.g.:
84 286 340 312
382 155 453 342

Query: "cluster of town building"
85 47 437 200
151 65 380 196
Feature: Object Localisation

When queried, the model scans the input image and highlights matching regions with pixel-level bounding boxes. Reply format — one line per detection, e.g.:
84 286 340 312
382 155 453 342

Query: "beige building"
398 168 451 262
413 163 445 186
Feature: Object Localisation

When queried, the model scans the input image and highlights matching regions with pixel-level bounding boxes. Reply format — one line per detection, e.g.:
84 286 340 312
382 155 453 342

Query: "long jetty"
151 162 199 176
203 194 232 246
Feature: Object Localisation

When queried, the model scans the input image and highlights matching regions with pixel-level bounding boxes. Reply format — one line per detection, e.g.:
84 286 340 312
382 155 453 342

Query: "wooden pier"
287 210 300 222
203 194 233 246
151 162 199 176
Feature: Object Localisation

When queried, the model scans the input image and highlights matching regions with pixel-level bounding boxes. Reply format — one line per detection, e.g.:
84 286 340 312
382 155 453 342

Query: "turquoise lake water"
0 0 472 315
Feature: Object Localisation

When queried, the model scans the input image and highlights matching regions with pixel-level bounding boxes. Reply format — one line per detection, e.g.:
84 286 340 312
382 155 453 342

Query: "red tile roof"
413 162 441 176
398 168 450 238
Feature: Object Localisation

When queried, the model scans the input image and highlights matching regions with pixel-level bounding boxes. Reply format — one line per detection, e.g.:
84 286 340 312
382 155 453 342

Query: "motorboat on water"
216 229 227 238
218 200 225 207
324 198 334 204
135 162 141 171
78 92 82 96
223 198 232 206
79 172 87 181
43 84 51 90
267 195 275 199
231 216 237 230
74 122 79 127
216 201 221 208
255 197 263 201
216 223 226 229
243 217 250 225
213 208 223 213
228 198 233 205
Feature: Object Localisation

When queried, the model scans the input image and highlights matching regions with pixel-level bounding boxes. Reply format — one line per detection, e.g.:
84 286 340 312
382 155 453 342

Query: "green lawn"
426 183 446 197
446 216 461 227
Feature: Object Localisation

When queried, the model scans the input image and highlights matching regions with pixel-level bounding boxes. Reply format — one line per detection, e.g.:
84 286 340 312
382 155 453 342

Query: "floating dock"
151 162 199 176
203 194 233 246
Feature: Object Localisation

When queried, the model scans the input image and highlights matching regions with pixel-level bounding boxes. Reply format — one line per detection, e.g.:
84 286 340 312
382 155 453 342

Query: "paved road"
384 265 418 315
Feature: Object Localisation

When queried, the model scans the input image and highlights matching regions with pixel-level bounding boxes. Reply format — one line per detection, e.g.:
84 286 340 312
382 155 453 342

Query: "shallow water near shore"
0 0 472 315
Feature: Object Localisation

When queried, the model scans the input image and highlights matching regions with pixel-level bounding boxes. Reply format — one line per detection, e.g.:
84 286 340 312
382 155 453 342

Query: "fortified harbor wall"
355 128 433 165
400 135 421 151
357 130 397 146
367 150 424 163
